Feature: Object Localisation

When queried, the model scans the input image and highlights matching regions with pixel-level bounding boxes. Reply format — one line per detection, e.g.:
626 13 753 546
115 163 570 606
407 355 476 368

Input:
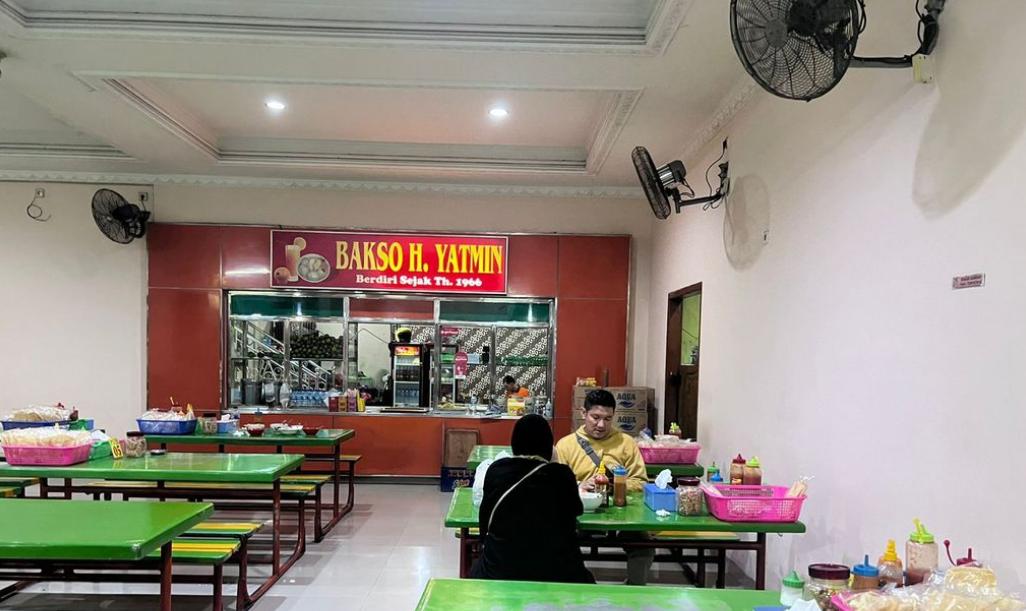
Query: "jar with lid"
851 555 881 591
676 477 703 516
781 571 805 607
805 564 850 611
125 432 147 458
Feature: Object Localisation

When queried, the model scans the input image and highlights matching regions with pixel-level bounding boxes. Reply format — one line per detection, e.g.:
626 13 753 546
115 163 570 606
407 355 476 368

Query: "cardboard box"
440 466 473 492
570 386 653 437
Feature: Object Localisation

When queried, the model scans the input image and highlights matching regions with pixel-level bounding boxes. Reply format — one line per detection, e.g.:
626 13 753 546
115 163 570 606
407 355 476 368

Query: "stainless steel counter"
233 406 529 420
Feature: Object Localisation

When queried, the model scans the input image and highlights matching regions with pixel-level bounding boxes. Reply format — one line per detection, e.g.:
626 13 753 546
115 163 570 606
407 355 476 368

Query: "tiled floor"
1 484 746 610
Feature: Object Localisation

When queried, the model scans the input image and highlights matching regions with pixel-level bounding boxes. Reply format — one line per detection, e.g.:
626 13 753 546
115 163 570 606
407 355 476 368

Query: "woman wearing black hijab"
470 414 594 583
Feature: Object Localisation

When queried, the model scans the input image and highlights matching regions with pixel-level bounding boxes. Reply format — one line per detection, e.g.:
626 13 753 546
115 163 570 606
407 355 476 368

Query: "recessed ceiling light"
265 99 287 111
489 107 509 118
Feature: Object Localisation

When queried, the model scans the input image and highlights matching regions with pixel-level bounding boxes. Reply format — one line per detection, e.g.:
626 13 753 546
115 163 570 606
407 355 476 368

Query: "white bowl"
580 492 602 513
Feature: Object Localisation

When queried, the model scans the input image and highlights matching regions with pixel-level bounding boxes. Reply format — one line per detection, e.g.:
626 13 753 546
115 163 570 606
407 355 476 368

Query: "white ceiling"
0 0 750 195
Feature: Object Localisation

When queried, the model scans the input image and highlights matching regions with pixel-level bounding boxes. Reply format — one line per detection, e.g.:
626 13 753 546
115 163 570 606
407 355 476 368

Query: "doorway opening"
664 283 702 439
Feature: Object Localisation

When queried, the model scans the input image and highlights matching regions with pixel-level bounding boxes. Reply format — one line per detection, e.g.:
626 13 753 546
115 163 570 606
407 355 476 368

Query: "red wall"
146 224 630 472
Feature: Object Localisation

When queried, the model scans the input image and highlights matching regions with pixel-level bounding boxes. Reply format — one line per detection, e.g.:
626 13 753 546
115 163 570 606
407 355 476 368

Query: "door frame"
664 282 702 438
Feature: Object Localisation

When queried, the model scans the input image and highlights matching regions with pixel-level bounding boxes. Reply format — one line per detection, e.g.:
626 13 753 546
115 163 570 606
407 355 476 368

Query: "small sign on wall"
952 273 986 290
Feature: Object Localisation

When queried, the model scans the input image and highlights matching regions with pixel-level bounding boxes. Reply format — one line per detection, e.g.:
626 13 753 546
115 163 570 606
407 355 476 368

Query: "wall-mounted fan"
633 141 730 220
731 0 948 102
91 189 150 244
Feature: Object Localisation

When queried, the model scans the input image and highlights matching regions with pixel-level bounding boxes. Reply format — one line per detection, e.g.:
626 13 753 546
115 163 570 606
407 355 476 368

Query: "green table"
0 499 213 611
445 487 804 589
147 429 357 539
0 453 303 603
416 579 780 611
466 445 705 478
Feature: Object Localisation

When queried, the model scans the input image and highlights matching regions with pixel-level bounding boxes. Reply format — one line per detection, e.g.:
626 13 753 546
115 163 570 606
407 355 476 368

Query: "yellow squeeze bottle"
878 539 904 587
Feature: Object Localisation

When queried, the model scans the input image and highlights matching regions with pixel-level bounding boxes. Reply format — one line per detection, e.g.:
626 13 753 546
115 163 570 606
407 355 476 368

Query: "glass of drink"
284 244 301 281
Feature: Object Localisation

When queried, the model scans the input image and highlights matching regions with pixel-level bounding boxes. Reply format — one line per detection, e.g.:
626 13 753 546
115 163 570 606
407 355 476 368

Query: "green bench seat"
0 486 22 498
84 480 317 499
186 521 263 539
146 538 241 564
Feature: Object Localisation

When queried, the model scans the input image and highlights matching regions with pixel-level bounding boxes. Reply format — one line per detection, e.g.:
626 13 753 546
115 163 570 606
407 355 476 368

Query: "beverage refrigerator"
390 343 432 407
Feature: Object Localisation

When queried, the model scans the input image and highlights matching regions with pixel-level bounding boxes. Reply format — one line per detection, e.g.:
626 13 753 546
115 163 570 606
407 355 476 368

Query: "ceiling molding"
215 150 586 174
97 78 219 161
0 142 134 161
679 77 760 165
585 89 644 175
96 77 647 175
0 0 692 56
645 0 696 56
0 169 643 199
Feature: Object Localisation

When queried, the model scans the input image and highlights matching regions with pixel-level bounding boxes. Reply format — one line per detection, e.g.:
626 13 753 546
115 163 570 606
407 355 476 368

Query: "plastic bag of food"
6 405 72 422
472 450 512 508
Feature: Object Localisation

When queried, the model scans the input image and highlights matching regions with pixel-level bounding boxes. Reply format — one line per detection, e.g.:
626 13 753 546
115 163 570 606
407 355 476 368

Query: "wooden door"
664 283 702 439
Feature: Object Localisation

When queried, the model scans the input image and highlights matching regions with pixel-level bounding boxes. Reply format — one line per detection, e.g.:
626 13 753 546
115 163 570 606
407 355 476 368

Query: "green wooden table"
416 579 780 611
445 487 804 589
0 499 213 611
0 453 303 603
466 445 704 478
147 429 357 538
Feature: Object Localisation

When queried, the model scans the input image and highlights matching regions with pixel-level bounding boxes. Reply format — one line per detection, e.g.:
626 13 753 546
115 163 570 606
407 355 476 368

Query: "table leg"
756 533 767 590
333 447 341 519
218 444 225 453
159 541 173 611
272 480 281 575
459 528 470 578
276 446 283 454
39 478 49 499
63 478 72 500
212 563 223 611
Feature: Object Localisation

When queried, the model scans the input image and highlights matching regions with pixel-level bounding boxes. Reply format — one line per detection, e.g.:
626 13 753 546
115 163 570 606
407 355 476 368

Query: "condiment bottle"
612 467 628 507
710 471 724 484
730 454 746 485
594 463 610 508
878 539 904 587
742 456 763 485
668 422 682 438
905 519 938 585
706 461 720 482
851 555 881 591
781 571 805 607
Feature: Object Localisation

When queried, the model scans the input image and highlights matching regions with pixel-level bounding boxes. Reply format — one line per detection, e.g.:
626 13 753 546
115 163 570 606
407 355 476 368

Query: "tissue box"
643 483 677 512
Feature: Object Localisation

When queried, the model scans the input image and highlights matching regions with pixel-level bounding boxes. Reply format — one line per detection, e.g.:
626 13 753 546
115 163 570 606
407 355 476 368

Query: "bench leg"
213 563 224 611
696 547 706 588
314 486 324 543
717 549 727 589
159 542 173 611
236 539 251 611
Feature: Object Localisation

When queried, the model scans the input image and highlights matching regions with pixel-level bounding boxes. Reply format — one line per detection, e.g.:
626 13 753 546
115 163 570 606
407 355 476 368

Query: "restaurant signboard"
271 230 508 294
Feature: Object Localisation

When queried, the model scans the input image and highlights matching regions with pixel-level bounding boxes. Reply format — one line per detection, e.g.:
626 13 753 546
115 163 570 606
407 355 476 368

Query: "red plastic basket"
2 443 93 466
638 445 701 464
703 485 806 522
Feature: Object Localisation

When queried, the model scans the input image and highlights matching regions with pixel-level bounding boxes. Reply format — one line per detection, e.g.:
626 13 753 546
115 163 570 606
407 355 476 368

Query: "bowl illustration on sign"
297 254 330 283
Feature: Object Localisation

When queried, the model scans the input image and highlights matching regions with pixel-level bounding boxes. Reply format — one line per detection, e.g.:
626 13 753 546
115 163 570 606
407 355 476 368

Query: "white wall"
1 183 652 436
0 183 149 436
647 0 1026 589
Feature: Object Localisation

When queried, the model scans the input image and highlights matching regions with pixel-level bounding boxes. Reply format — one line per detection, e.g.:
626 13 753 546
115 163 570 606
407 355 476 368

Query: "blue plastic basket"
216 420 238 435
1 420 71 430
136 419 198 435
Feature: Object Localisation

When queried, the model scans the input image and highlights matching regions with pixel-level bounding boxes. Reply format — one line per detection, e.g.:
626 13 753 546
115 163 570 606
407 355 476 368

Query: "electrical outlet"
34 187 45 199
139 191 150 204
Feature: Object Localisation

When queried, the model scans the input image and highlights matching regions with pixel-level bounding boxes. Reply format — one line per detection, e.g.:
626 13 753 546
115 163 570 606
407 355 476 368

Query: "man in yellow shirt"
555 389 653 585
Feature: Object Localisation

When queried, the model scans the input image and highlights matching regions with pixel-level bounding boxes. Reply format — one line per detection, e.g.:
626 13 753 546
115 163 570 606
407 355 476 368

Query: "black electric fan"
632 141 730 220
91 189 150 244
730 0 948 102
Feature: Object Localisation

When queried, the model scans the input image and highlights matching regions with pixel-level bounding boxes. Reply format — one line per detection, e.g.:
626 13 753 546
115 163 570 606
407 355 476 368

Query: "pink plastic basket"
2 443 93 466
703 485 806 523
638 445 701 464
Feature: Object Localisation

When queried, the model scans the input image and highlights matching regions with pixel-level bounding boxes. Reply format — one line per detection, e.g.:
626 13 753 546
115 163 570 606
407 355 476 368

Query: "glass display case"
225 292 555 416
